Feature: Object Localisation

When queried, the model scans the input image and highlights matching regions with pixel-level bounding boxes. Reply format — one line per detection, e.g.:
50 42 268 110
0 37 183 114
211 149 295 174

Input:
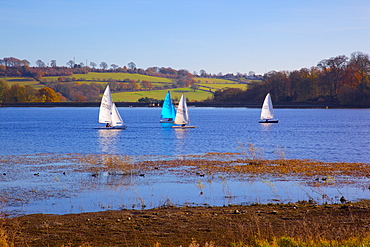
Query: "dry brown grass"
133 155 369 187
0 228 9 247
77 154 136 175
1 152 368 186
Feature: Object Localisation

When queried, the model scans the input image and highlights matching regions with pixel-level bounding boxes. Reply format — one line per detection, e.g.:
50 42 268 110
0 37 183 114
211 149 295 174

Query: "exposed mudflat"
1 154 370 246
2 201 370 246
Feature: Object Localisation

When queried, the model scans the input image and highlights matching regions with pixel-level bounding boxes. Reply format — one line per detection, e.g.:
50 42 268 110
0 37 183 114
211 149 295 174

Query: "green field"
195 78 239 84
112 88 213 102
55 81 170 90
1 77 45 89
198 83 247 91
43 72 175 83
2 72 247 102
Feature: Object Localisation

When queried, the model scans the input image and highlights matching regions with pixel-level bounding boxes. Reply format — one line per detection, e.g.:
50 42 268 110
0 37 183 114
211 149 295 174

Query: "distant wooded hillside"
1 52 369 106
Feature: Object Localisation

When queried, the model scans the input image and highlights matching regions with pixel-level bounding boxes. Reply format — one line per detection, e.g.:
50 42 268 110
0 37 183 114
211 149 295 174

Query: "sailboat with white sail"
259 93 279 123
96 85 127 129
172 93 196 128
160 91 176 123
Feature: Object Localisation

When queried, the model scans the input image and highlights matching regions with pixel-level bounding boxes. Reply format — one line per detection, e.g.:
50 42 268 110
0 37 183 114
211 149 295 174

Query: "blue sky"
1 0 370 75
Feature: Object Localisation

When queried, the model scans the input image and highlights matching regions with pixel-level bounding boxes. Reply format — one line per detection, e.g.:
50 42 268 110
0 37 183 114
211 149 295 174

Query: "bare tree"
1 57 23 67
128 62 136 70
100 62 108 70
36 59 46 68
67 60 75 68
111 64 118 70
350 51 370 87
50 60 57 67
318 55 348 97
90 61 97 69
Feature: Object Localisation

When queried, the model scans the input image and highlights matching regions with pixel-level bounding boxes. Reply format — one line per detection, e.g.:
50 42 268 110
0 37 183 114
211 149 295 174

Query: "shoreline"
2 154 370 246
0 101 368 108
1 154 369 217
2 201 370 246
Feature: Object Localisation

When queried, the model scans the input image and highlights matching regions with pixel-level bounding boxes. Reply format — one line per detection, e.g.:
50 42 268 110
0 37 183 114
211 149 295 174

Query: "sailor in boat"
106 123 112 128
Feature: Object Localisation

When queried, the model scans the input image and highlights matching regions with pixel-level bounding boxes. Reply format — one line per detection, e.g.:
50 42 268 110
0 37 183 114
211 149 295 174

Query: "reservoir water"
0 107 369 215
0 107 369 162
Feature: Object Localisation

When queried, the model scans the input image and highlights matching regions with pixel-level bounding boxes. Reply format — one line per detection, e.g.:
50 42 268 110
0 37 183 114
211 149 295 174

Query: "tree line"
0 57 255 83
0 58 200 81
0 80 62 103
0 57 199 102
1 52 369 106
210 52 370 106
0 78 198 103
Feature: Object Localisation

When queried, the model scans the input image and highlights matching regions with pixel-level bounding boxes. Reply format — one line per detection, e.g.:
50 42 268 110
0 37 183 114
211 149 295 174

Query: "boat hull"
160 119 174 123
94 126 127 129
172 126 196 128
259 119 279 123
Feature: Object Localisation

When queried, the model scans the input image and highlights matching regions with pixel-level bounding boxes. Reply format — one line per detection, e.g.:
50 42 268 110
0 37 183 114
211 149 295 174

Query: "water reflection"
158 124 191 155
2 152 370 216
1 108 368 162
259 123 274 131
174 128 189 154
159 123 174 128
157 124 176 155
97 129 121 153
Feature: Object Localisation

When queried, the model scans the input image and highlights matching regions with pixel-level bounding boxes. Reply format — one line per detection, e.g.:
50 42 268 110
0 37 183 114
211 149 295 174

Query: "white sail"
260 93 275 120
111 103 124 127
174 94 189 125
99 85 113 123
98 85 125 128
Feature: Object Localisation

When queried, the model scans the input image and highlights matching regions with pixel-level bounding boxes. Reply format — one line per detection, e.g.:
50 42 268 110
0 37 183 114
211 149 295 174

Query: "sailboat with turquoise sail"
96 85 127 129
259 93 279 123
172 93 196 128
160 91 176 123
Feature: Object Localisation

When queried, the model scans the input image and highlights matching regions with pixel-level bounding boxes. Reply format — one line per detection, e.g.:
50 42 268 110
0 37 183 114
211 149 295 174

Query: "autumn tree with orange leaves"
212 52 369 106
38 87 61 102
0 82 61 103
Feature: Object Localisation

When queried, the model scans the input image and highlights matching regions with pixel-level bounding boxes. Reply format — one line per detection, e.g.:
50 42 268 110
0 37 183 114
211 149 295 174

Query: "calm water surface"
0 107 369 216
0 107 369 162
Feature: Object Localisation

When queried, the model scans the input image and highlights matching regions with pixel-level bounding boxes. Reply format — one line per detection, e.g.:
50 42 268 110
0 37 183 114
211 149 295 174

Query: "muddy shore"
2 201 370 247
2 154 370 246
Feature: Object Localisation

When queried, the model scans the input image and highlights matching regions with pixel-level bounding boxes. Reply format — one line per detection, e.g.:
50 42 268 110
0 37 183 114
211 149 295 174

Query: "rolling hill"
2 72 249 102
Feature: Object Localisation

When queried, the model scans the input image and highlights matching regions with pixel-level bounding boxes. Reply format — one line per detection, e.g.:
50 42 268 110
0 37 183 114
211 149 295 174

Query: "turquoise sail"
160 91 176 122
